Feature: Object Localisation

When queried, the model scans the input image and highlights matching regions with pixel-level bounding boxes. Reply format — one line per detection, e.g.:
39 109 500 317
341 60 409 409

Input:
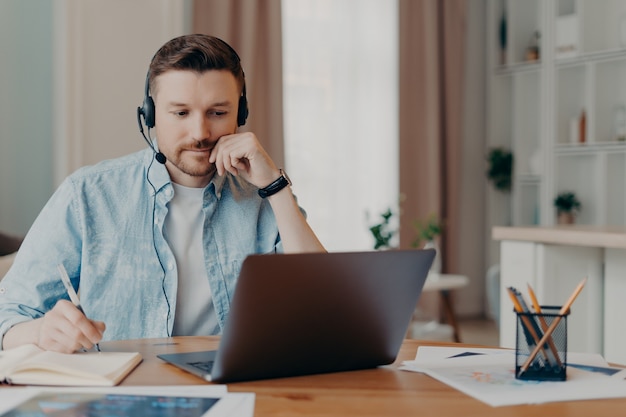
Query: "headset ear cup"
143 95 155 128
237 95 248 127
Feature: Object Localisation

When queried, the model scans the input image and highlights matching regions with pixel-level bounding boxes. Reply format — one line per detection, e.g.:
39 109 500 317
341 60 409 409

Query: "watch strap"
258 169 291 198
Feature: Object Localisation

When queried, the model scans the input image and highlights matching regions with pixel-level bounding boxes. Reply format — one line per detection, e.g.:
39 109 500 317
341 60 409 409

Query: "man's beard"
169 144 216 178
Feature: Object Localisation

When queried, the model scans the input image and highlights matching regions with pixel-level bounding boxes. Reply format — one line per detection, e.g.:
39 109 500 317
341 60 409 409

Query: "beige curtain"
398 0 466 275
193 0 285 167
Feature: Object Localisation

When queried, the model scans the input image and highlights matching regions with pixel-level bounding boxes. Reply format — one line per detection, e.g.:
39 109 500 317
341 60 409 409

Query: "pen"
57 263 101 352
519 277 587 375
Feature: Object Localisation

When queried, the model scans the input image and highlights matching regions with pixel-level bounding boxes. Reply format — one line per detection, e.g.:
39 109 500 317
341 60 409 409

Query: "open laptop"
158 249 435 383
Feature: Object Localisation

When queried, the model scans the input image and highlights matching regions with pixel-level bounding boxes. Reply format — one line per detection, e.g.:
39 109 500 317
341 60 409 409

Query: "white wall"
0 0 54 236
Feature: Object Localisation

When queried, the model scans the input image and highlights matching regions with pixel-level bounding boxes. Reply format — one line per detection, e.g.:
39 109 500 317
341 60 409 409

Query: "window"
282 0 399 251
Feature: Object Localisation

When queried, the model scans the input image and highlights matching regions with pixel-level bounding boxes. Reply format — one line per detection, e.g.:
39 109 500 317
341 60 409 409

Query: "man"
0 34 325 353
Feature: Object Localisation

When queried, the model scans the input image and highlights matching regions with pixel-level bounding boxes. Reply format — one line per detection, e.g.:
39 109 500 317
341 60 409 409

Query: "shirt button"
167 263 174 271
0 287 5 294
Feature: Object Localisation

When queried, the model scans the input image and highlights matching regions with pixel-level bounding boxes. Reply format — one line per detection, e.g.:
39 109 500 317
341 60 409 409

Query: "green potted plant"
411 213 443 249
554 191 581 224
486 148 513 192
368 208 396 250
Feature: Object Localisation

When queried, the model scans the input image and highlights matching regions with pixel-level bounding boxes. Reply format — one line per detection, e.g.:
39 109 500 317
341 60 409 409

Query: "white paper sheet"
400 346 626 407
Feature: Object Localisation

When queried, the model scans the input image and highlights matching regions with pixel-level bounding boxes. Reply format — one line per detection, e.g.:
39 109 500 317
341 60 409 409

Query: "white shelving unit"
486 0 626 266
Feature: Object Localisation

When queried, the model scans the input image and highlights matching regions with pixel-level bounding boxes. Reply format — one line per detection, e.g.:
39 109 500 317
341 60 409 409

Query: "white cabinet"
486 1 626 265
604 248 626 364
498 239 603 356
493 226 626 363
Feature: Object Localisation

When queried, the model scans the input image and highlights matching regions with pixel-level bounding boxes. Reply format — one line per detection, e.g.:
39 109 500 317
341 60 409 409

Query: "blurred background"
0 0 495 342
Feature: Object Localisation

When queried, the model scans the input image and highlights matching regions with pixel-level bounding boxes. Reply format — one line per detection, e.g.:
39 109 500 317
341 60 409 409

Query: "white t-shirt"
165 183 219 336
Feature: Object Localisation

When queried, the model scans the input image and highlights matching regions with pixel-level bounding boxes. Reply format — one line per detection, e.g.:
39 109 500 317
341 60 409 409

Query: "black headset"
136 77 166 164
138 74 156 129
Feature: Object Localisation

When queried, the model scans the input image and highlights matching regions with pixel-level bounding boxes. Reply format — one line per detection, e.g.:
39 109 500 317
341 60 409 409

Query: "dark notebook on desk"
158 249 435 383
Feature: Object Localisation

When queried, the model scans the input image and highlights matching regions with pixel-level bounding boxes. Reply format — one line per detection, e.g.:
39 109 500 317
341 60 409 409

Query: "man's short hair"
148 34 245 97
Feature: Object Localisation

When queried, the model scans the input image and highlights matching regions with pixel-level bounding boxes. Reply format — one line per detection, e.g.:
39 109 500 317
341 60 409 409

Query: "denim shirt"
0 148 283 348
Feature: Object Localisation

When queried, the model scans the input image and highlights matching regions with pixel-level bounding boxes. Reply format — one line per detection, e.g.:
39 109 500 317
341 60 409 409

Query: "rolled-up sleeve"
0 177 82 349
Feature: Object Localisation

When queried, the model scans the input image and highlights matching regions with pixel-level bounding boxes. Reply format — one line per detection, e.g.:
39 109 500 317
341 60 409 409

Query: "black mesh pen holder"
515 306 568 381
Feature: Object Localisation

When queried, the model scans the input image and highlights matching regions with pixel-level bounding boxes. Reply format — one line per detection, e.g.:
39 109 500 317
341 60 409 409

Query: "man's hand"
208 130 326 254
208 132 280 188
37 300 105 353
4 299 105 353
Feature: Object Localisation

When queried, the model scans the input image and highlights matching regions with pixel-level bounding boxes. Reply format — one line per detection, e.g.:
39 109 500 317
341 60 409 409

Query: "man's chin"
175 160 215 178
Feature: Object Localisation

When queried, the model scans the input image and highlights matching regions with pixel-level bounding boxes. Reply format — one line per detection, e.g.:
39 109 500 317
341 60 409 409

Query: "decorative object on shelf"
526 31 540 62
613 104 626 142
499 9 507 66
486 147 513 192
412 213 443 279
368 208 396 250
554 191 581 224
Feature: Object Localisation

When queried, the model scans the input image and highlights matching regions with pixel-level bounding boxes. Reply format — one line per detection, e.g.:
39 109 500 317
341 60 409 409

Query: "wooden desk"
99 336 626 416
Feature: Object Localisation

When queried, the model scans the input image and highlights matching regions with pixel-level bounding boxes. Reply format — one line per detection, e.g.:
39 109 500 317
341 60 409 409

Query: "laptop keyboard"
188 361 214 373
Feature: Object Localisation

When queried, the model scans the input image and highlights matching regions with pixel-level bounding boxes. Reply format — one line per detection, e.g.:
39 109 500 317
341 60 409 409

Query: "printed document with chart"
400 346 626 407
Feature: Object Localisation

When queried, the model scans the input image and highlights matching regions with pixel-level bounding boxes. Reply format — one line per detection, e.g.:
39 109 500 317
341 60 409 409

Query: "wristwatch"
258 169 292 198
